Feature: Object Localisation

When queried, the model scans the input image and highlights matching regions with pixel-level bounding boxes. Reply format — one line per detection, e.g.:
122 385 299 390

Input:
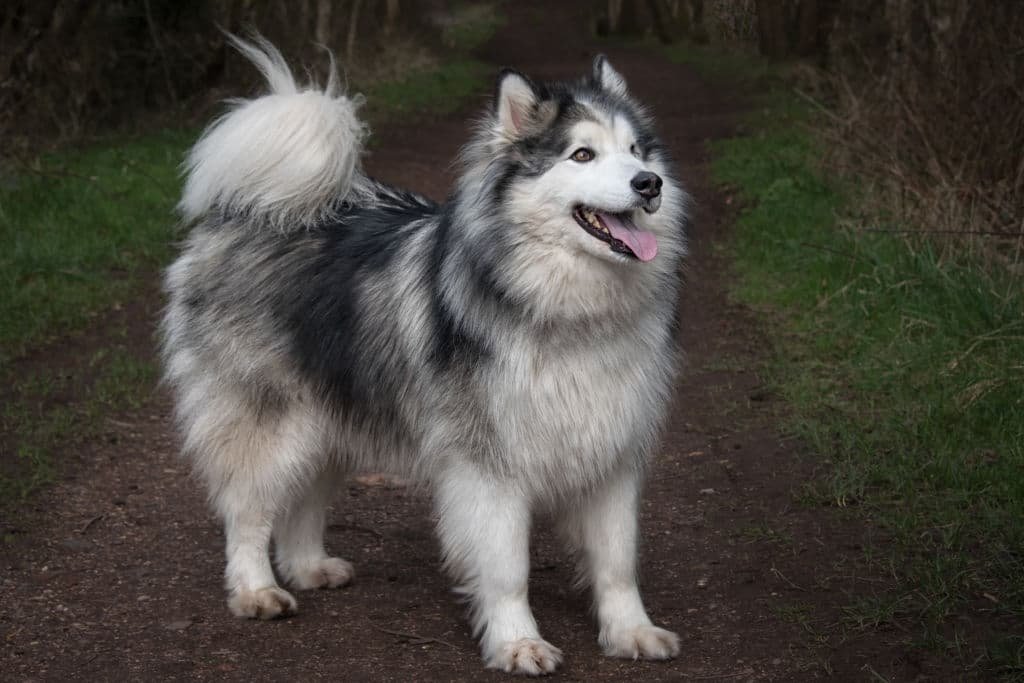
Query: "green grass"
366 59 491 119
662 41 776 86
704 56 1024 672
0 129 189 365
441 2 505 52
0 348 157 503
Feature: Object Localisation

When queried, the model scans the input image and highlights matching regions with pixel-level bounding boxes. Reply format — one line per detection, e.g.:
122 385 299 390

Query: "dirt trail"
2 3 955 681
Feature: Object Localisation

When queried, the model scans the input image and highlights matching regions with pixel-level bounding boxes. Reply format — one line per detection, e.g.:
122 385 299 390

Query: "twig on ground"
793 88 844 123
327 522 384 539
370 622 461 650
683 668 756 679
771 566 807 592
798 241 866 263
78 514 105 535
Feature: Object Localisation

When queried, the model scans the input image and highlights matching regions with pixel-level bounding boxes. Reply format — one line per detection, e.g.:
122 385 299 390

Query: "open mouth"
573 206 658 262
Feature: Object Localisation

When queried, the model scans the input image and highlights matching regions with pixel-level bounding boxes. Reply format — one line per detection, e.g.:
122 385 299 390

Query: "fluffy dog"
161 36 687 675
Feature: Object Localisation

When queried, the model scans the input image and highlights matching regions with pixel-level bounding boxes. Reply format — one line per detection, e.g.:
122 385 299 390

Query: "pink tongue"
599 212 658 262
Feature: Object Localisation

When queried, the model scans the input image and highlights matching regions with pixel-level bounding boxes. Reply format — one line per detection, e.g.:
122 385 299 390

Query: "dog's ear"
495 69 539 137
592 55 627 97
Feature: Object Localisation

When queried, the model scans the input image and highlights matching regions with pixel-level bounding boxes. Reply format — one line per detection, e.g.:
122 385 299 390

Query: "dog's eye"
630 143 641 158
571 148 595 163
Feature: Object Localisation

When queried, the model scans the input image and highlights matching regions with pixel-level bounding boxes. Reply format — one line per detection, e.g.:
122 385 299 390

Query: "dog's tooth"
578 207 610 235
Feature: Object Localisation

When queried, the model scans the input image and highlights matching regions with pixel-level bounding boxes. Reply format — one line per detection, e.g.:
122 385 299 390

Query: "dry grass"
816 2 1024 267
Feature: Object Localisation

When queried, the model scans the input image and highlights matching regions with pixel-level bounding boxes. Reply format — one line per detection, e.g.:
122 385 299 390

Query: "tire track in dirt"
1 2 958 680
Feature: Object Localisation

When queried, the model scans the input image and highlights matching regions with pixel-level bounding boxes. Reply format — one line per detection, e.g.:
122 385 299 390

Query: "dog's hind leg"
273 466 354 590
559 467 680 660
195 405 322 620
435 463 563 675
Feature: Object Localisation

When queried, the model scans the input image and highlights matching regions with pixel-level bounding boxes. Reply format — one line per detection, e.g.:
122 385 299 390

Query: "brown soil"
1 3 960 681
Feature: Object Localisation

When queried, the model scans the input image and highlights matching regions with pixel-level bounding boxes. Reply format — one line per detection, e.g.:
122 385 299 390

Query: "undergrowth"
667 42 1024 675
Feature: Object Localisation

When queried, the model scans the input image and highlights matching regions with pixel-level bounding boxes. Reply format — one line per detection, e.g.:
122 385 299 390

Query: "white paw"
486 637 563 676
286 557 355 590
228 586 298 620
600 624 680 660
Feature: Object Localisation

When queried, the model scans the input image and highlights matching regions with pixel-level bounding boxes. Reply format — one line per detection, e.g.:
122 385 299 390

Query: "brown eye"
571 148 594 163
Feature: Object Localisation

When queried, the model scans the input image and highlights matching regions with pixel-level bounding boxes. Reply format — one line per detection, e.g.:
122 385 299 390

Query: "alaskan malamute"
161 36 686 675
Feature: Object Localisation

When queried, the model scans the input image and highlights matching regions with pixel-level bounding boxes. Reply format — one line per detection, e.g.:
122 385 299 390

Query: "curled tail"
179 34 366 229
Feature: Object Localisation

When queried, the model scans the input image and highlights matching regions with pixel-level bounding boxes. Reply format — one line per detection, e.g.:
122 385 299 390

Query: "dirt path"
2 3 957 681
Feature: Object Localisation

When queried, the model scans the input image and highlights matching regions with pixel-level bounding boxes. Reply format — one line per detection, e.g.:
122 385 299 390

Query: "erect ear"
592 54 627 97
495 69 539 137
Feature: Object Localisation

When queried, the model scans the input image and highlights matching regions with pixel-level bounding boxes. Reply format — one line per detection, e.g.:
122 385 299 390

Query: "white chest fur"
484 316 673 494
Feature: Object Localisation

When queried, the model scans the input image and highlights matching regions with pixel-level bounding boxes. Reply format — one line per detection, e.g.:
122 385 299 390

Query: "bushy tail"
178 35 366 229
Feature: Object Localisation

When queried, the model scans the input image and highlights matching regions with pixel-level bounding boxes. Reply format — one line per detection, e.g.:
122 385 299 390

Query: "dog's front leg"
568 467 680 660
435 464 562 675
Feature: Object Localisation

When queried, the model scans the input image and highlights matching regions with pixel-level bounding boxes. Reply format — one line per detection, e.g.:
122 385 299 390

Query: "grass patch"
661 41 775 86
441 2 505 52
0 349 157 504
0 129 189 365
700 49 1024 672
365 59 491 120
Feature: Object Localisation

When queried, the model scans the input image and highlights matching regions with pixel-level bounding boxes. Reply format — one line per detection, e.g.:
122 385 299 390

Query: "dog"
161 36 686 675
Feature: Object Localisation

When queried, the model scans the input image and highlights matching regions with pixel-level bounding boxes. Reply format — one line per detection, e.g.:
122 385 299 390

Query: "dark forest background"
3 1 1021 243
1 0 447 141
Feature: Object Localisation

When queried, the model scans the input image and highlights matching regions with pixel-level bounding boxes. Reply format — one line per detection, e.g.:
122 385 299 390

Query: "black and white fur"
162 36 687 675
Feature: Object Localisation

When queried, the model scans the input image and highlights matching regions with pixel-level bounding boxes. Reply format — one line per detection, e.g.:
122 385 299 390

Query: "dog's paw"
600 624 680 660
486 638 563 676
228 586 298 620
287 557 355 590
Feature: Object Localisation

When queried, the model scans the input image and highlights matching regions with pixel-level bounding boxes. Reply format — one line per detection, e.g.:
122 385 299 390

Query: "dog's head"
465 56 683 269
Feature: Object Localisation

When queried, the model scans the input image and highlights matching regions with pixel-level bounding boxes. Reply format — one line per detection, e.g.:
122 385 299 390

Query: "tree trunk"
690 0 709 43
617 0 645 35
607 0 623 32
795 0 818 56
385 0 400 35
756 0 791 59
315 0 332 46
345 0 363 64
647 0 687 43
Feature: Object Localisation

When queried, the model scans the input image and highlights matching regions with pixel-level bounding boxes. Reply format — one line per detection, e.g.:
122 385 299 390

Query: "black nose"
631 171 662 198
